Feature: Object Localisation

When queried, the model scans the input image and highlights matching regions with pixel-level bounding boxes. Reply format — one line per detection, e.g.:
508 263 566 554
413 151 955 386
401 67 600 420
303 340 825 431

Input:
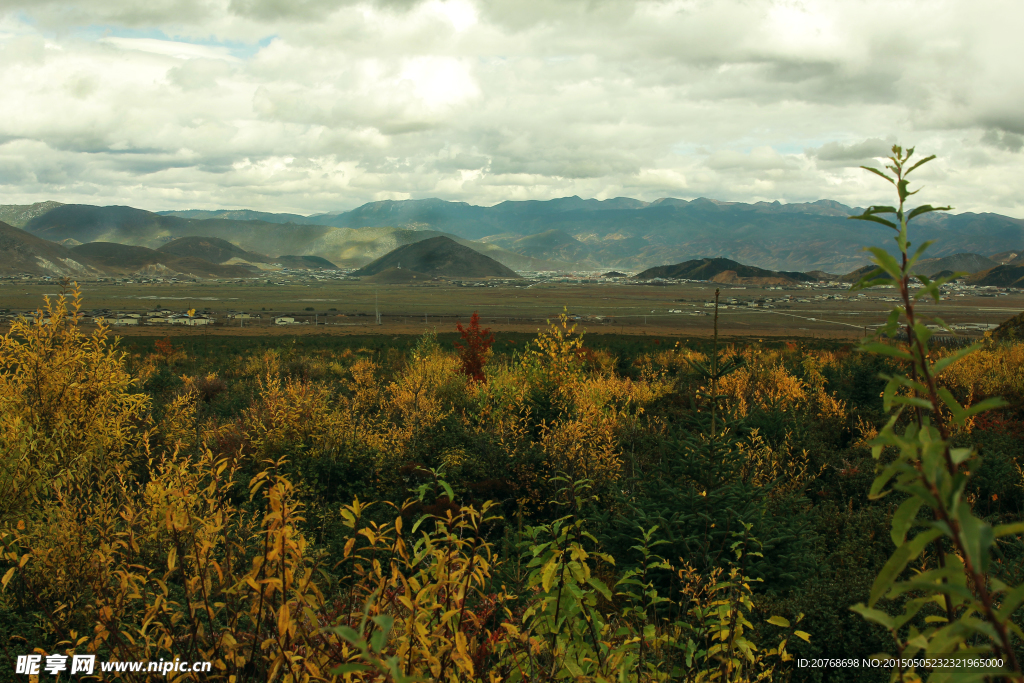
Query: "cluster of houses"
0 309 260 327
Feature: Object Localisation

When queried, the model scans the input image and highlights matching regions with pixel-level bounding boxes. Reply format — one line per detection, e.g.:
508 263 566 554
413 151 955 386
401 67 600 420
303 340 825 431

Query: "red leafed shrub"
454 311 495 383
154 336 175 357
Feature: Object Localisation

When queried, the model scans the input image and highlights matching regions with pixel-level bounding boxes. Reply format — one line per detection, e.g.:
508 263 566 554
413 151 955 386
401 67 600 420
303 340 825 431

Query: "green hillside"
70 242 258 278
634 257 815 283
0 220 101 277
352 236 520 279
158 236 271 264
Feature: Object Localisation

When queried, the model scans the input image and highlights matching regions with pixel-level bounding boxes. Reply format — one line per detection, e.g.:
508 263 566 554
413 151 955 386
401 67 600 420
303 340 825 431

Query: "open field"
6 274 1024 683
2 278 1020 339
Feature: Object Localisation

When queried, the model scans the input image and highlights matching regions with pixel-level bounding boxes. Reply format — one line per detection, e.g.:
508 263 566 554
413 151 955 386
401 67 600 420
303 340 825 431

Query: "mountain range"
4 197 1024 276
160 196 1024 273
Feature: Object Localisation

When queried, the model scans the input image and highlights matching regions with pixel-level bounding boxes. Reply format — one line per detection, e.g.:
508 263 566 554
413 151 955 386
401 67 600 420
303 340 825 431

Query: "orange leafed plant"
455 311 495 383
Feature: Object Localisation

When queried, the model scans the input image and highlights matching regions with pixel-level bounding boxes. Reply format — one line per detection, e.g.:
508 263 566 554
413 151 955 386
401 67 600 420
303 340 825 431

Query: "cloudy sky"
1 0 1022 216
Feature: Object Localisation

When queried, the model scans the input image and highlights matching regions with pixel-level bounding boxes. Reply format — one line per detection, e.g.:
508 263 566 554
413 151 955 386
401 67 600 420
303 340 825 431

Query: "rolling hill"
993 310 1024 341
913 253 998 277
0 220 101 277
276 255 339 269
969 265 1024 288
158 236 272 265
990 250 1023 265
0 201 63 229
20 204 558 271
352 236 520 279
70 242 259 279
634 258 815 285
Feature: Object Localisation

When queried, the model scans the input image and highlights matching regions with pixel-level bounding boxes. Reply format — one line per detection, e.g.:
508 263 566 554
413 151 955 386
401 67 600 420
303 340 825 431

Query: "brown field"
2 278 1020 340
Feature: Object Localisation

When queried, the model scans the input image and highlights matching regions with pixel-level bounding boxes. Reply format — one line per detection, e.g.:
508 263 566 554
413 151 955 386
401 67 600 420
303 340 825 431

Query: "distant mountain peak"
353 235 520 279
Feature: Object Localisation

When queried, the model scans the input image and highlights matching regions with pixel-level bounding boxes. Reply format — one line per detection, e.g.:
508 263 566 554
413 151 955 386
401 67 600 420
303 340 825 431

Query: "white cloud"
0 0 1021 217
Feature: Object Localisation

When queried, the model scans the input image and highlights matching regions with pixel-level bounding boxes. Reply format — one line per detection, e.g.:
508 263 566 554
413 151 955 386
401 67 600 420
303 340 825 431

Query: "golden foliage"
739 429 823 498
0 291 822 682
0 286 151 518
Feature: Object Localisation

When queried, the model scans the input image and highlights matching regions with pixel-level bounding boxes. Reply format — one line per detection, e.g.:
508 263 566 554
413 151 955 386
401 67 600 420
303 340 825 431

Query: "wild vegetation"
1 148 1023 681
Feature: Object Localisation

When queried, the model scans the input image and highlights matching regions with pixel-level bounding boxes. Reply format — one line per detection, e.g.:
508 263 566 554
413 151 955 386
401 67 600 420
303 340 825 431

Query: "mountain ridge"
11 197 1024 273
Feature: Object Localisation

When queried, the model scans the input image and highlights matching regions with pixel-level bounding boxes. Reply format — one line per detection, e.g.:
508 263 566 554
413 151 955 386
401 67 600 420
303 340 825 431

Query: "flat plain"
2 278 1020 340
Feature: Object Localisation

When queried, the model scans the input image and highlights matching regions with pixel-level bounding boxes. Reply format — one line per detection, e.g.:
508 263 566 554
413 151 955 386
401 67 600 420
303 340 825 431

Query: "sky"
1 0 1022 217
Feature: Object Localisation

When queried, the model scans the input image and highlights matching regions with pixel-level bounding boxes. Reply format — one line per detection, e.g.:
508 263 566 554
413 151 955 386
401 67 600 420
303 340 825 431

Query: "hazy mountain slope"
277 255 339 269
71 242 167 268
0 201 63 228
913 253 998 276
25 204 189 244
352 236 520 278
994 310 1024 341
25 198 1024 274
480 230 594 263
24 204 557 271
305 197 1024 273
158 209 311 224
969 265 1024 288
0 220 101 277
70 242 257 278
158 236 272 264
990 250 1023 264
635 257 815 283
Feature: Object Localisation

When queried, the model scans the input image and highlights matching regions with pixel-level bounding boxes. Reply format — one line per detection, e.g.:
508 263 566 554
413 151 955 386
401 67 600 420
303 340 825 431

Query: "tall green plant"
849 145 1023 681
687 289 745 439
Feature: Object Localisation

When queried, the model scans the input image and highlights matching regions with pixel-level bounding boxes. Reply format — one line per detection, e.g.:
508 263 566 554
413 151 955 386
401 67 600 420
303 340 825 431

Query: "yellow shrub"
739 429 823 498
939 342 1024 404
0 287 151 520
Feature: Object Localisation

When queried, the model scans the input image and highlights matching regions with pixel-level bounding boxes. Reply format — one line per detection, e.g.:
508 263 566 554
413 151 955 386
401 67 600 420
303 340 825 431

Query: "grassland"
2 277 1018 340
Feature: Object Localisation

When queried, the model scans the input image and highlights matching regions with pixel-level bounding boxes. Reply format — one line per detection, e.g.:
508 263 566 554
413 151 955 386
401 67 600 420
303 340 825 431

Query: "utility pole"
375 290 381 325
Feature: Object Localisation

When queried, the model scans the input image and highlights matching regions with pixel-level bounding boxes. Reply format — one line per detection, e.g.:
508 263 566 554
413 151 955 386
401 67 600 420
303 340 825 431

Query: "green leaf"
850 604 895 629
949 448 973 465
907 240 937 272
586 575 612 600
932 345 983 377
766 616 790 628
370 615 394 653
890 395 935 411
850 213 898 230
957 505 995 573
992 523 1024 542
333 625 362 644
890 496 925 546
961 397 1009 420
996 583 1024 622
869 528 941 607
860 342 913 361
865 246 904 280
905 155 938 175
907 203 952 221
